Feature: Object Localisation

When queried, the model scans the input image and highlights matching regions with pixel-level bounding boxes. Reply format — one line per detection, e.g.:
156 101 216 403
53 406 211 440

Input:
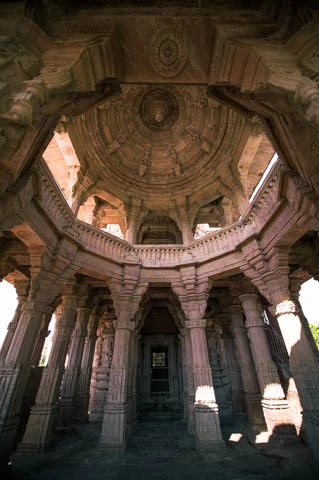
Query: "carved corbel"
0 79 49 127
172 277 211 325
110 278 148 330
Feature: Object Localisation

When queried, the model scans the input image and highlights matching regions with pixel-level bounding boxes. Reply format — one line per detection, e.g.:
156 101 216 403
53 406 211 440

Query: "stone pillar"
240 294 295 439
18 293 79 452
19 306 55 435
275 298 319 457
221 320 245 415
127 330 139 426
88 322 103 414
0 297 49 467
76 312 100 423
57 304 90 430
185 315 225 456
229 304 266 432
89 317 114 422
181 224 194 245
0 279 29 364
99 316 134 455
180 329 195 432
207 321 232 418
125 201 145 244
126 218 138 244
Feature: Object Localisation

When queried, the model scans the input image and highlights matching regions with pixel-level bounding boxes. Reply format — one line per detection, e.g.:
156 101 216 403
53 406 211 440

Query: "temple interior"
0 1 319 478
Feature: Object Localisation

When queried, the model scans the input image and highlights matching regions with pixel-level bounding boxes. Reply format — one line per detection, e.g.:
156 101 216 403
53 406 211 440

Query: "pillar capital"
185 318 207 329
172 279 210 326
275 299 297 317
110 279 148 329
228 304 243 323
239 294 264 328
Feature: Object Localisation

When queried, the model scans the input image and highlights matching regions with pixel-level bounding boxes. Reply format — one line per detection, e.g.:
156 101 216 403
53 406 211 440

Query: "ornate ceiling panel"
68 84 249 211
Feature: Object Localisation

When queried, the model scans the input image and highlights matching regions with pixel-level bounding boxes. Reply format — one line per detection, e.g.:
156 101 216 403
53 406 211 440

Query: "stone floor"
8 416 319 480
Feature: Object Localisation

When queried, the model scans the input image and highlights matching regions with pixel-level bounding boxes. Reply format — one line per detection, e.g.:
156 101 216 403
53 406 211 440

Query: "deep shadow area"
8 417 319 480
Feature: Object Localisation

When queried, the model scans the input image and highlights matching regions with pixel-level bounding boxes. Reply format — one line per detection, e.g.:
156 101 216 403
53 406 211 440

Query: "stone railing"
37 159 283 268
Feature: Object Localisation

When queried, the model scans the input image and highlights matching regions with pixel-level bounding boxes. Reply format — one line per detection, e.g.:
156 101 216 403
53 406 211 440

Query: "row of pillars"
178 291 319 458
0 277 319 471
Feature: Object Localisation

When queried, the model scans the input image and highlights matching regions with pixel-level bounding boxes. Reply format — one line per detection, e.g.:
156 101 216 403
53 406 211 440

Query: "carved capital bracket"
110 278 148 329
172 277 210 325
275 299 297 317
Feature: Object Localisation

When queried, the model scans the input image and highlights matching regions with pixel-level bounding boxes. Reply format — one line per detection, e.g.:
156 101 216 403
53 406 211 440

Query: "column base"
194 403 225 460
18 404 57 453
57 398 77 431
261 398 299 445
99 404 128 456
89 410 104 423
244 393 266 431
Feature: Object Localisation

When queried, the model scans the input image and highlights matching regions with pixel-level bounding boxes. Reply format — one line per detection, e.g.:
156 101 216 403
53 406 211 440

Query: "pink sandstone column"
89 317 114 422
229 304 266 433
275 298 319 457
99 316 133 455
20 306 55 431
127 329 139 426
221 321 245 415
240 294 296 438
186 316 225 456
180 328 195 432
76 312 100 423
18 294 79 452
57 305 90 429
0 298 50 466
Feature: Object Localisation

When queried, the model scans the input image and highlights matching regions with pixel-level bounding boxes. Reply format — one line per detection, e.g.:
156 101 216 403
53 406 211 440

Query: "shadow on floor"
8 416 319 480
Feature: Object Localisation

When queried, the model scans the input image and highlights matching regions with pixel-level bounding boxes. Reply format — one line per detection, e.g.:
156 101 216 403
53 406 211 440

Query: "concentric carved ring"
150 27 188 78
139 88 179 131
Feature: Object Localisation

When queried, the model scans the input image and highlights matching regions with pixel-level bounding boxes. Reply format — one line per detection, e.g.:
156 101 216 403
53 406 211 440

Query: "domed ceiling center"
139 88 179 131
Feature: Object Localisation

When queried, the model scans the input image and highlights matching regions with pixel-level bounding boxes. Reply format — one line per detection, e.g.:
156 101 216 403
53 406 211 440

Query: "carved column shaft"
89 320 114 422
207 323 232 418
76 313 100 423
18 294 79 453
0 299 48 464
184 314 225 456
180 329 195 432
275 299 319 457
57 306 90 429
127 330 139 425
240 294 295 438
222 330 246 415
99 320 132 455
229 304 266 431
20 307 55 432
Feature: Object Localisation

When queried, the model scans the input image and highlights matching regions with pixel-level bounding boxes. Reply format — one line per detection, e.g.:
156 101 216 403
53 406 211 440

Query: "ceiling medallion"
139 88 179 132
150 27 188 78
